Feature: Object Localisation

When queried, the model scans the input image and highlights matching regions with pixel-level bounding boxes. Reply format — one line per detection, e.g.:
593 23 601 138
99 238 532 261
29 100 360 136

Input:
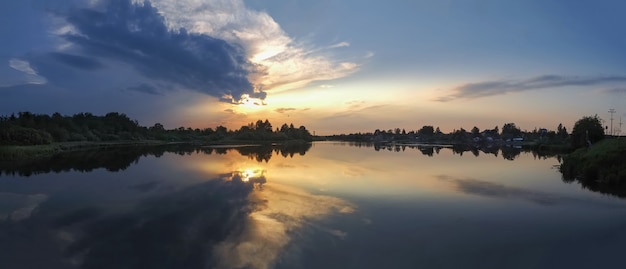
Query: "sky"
1 0 626 135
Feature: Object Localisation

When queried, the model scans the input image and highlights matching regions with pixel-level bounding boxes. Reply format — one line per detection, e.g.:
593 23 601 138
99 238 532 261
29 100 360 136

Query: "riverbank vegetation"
556 115 626 197
560 138 626 184
0 111 312 160
0 112 312 145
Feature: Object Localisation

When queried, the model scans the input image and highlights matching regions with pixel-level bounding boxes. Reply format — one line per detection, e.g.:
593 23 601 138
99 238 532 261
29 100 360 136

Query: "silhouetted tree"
471 126 480 138
418 125 435 136
501 123 521 139
570 115 604 149
451 128 468 141
557 123 568 139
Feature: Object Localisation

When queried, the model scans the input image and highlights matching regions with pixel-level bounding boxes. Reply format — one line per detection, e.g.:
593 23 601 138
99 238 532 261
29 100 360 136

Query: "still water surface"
1 142 626 268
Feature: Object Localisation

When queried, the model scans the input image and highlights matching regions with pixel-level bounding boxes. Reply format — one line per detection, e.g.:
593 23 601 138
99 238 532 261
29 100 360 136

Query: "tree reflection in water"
0 143 312 176
361 141 562 161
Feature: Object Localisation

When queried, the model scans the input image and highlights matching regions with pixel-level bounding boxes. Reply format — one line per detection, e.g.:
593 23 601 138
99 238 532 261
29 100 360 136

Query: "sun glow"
240 168 256 182
238 167 265 182
236 94 266 112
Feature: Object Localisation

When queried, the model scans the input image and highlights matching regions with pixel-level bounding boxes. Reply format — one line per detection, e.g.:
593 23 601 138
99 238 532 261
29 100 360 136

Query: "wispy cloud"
9 59 39 76
435 75 626 102
275 107 297 114
324 104 387 120
328 42 350 49
3 59 47 86
345 100 365 110
605 87 626 94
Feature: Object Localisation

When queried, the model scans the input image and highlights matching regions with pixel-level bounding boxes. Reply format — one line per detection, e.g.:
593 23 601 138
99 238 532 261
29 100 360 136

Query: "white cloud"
9 59 38 75
328 41 350 49
4 59 47 86
140 0 359 93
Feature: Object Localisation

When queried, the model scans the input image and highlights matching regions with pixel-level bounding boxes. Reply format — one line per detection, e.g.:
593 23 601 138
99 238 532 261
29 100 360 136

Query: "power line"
608 108 616 136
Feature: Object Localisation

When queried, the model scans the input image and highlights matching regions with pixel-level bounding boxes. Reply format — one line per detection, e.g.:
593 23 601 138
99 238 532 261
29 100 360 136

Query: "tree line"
0 112 312 146
332 122 567 143
331 115 606 150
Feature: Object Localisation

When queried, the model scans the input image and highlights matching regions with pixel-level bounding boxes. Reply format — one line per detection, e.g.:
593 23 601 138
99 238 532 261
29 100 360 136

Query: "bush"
0 126 53 145
68 133 88 142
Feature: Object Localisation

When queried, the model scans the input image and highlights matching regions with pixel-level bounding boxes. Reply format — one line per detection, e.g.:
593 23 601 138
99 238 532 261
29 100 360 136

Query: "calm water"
1 142 626 269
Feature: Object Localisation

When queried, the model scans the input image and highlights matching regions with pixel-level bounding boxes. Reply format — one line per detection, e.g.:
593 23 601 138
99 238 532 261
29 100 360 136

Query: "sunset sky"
1 0 625 135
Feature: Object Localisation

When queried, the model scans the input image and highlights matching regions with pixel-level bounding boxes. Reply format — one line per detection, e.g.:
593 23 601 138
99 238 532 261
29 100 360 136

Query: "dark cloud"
126 83 162 95
605 87 626 94
436 75 626 102
49 0 260 103
49 52 103 70
275 107 297 114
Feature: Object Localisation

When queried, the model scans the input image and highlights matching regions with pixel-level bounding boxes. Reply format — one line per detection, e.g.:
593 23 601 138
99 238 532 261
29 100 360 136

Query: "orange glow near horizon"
178 78 588 136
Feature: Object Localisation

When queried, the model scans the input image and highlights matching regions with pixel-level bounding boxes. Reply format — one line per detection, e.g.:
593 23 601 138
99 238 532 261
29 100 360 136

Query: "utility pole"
608 108 616 136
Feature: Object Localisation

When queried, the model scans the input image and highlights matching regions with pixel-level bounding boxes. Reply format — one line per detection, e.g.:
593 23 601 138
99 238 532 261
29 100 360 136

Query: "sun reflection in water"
210 160 355 269
184 150 357 268
214 182 355 269
240 168 262 182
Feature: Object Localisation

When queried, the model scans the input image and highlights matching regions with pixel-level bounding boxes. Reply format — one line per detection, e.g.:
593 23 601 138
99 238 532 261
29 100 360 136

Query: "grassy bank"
0 139 312 161
560 138 626 184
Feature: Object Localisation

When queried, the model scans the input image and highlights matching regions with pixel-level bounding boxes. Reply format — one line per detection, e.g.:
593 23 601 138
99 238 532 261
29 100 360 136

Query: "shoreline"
0 139 312 161
560 138 626 186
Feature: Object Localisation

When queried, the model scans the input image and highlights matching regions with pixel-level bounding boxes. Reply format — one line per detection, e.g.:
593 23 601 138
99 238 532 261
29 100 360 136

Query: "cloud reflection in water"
213 182 354 269
437 175 626 208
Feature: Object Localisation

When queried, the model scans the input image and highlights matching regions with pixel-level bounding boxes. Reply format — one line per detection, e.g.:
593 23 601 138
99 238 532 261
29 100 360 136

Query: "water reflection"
60 178 254 269
213 183 353 269
225 168 267 187
346 141 562 161
4 142 626 269
0 143 312 177
0 143 353 269
562 174 626 199
0 193 47 221
437 175 625 208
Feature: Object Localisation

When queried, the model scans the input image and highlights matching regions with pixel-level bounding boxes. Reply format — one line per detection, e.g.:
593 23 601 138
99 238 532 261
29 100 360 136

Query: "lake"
1 142 626 269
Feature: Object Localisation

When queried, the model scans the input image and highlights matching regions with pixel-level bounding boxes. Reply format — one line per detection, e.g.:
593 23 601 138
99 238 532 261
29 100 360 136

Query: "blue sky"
1 0 625 134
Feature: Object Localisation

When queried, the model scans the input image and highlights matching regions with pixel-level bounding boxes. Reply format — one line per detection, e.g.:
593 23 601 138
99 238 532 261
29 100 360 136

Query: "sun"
236 94 266 112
